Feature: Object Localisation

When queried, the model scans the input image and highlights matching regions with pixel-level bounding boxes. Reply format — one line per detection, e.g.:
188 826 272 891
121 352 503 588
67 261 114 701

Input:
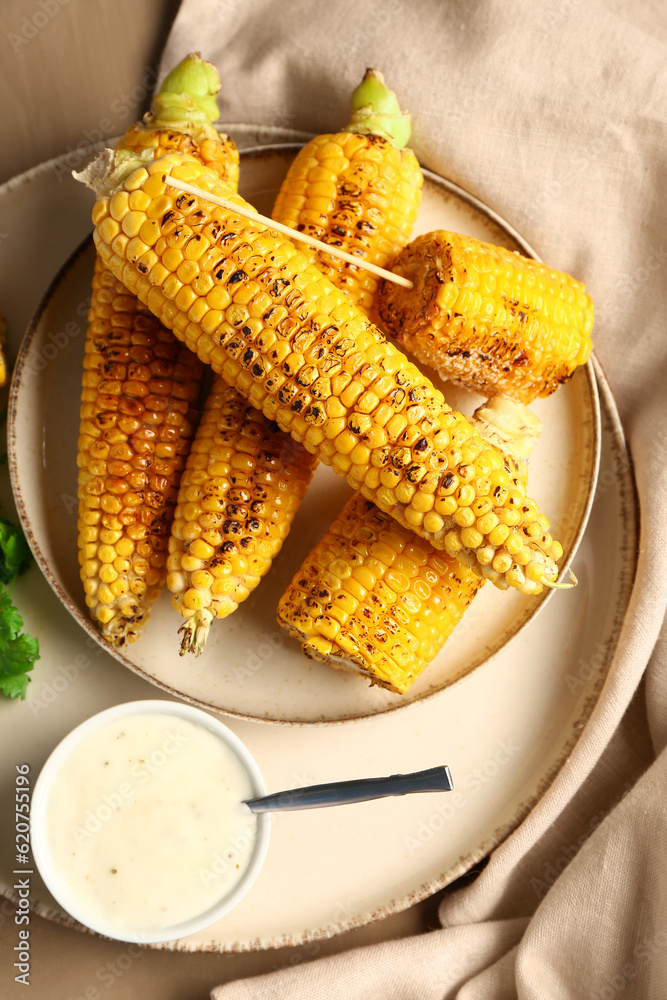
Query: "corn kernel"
82 559 99 578
444 530 463 553
98 217 120 243
434 496 457 518
460 527 484 550
140 219 160 246
97 585 114 605
452 507 475 528
121 210 147 237
506 531 524 555
506 565 526 589
411 492 435 514
183 588 205 611
98 563 118 583
477 512 500 536
492 551 513 574
191 570 214 591
526 561 545 582
488 523 511 547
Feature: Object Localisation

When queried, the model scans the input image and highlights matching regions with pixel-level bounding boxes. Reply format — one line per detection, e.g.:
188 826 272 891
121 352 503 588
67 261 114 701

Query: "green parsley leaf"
0 584 39 700
1 631 39 674
0 476 37 697
0 672 31 700
0 518 32 584
0 587 23 642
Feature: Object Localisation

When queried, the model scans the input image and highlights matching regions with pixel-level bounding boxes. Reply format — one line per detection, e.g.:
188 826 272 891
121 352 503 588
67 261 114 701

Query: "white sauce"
45 714 257 933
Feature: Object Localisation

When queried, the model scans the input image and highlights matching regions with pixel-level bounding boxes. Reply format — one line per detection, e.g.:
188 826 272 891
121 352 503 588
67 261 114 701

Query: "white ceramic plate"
8 146 600 724
0 133 635 953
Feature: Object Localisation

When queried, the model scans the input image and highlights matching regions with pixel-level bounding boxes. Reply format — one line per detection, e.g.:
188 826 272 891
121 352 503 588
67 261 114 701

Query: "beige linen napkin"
161 1 667 996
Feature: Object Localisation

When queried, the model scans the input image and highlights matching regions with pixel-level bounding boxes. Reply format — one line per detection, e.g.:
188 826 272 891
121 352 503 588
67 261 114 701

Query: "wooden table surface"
0 2 449 996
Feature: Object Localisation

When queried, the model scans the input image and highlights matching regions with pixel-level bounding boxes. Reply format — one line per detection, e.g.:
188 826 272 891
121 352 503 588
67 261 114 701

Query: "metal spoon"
244 765 453 813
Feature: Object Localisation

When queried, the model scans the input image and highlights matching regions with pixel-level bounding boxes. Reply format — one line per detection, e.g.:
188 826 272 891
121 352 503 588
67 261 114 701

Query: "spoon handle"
244 765 453 813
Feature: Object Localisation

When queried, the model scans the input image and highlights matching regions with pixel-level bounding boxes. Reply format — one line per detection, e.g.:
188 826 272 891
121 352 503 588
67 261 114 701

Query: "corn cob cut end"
307 639 416 695
471 395 542 485
277 614 377 686
285 621 412 695
278 604 418 696
377 230 594 404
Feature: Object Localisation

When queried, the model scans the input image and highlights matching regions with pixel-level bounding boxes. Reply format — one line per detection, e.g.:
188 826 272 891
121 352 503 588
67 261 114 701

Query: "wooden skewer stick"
166 176 414 290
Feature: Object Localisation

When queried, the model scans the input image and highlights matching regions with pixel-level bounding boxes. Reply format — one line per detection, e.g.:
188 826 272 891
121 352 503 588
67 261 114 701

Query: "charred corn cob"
272 69 422 313
377 230 594 404
268 68 422 593
126 56 316 649
279 494 481 694
78 257 203 642
278 397 538 693
78 150 564 595
78 53 239 645
0 314 8 387
167 378 317 654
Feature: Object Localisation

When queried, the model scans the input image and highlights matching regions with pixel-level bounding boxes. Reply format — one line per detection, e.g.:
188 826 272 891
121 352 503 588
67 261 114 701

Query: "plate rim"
0 142 637 953
8 144 601 727
4 353 632 953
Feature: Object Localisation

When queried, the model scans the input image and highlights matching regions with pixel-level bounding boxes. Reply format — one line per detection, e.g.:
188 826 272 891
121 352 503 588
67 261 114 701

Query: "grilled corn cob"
273 90 476 689
167 378 317 654
78 53 239 645
78 257 203 642
278 397 538 693
272 68 422 313
377 230 594 404
0 314 8 387
278 494 482 693
78 150 564 595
